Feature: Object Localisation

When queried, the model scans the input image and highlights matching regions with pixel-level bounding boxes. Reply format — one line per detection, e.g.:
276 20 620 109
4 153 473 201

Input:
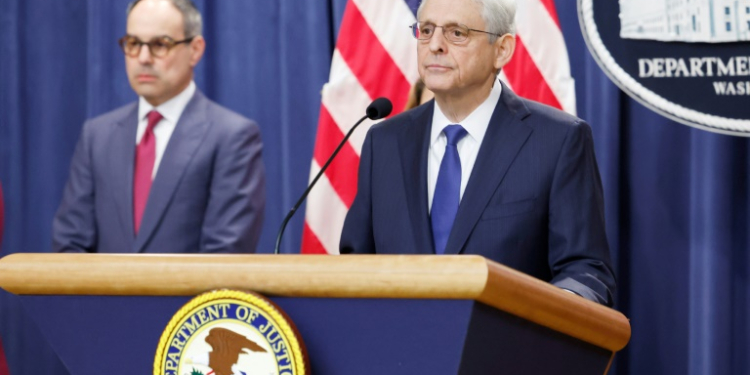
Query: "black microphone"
274 97 393 254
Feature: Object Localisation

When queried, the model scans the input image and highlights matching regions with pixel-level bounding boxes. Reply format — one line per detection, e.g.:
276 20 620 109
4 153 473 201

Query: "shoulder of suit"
518 97 586 130
85 101 138 126
369 102 431 134
201 95 260 132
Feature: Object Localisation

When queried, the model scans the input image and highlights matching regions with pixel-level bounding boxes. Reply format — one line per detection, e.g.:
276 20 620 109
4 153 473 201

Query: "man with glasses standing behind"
341 0 616 306
53 0 265 253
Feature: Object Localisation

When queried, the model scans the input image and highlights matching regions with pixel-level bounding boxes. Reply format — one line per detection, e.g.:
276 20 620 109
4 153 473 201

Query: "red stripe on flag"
313 106 361 208
336 2 412 112
503 36 563 110
0 337 9 375
301 223 329 254
538 0 561 28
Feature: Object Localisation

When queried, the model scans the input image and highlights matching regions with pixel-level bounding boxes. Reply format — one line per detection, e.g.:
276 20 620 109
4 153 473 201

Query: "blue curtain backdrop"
0 1 748 374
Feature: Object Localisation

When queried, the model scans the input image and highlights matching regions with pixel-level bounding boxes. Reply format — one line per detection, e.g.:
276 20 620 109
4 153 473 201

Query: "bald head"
127 0 202 38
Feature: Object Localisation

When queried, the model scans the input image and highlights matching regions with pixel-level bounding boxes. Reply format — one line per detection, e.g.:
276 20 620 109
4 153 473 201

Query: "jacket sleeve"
52 121 98 253
547 120 616 306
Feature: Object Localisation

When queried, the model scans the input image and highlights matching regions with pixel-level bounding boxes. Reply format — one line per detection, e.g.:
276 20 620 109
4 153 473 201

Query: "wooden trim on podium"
0 253 630 352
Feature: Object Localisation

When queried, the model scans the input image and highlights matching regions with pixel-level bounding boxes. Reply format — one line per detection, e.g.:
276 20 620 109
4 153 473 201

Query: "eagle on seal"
204 327 267 375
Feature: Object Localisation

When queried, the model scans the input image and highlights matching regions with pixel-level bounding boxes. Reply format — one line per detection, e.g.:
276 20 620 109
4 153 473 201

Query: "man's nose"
428 28 447 53
137 44 154 64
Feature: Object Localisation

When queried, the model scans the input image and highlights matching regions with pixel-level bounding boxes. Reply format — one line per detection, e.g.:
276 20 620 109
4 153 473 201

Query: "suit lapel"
398 102 435 254
444 84 533 255
133 91 210 252
112 104 139 245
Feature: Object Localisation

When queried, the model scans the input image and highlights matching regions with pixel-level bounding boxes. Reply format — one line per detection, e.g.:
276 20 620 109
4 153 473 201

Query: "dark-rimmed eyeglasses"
118 35 195 58
410 22 500 43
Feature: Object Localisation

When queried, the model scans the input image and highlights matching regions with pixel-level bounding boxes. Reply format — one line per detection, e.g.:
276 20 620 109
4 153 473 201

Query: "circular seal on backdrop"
578 0 750 136
154 290 308 375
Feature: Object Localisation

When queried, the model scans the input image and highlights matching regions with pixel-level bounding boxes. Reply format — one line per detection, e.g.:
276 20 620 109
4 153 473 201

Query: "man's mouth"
137 74 157 82
425 64 451 71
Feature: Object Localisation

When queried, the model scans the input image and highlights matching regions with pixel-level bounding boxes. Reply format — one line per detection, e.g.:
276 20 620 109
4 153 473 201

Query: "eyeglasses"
410 22 500 43
118 35 195 58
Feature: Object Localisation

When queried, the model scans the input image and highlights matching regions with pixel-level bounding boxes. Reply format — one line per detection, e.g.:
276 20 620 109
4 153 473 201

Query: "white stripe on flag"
352 0 419 83
305 161 349 253
516 0 577 114
322 50 380 156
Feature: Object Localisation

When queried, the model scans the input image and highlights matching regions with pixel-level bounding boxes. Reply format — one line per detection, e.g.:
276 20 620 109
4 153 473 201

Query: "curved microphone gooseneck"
274 97 393 254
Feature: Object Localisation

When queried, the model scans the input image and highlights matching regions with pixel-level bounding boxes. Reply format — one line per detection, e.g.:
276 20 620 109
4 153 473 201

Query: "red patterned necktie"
133 110 163 235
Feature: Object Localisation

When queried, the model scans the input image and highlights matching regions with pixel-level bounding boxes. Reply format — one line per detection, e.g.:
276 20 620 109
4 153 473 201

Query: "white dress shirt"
427 81 502 212
135 80 196 179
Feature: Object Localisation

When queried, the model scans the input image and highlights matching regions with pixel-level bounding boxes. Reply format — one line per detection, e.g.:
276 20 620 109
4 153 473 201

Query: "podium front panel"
21 294 612 375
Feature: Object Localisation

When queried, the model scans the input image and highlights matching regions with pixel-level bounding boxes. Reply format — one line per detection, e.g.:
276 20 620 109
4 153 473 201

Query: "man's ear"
189 35 206 67
493 34 516 71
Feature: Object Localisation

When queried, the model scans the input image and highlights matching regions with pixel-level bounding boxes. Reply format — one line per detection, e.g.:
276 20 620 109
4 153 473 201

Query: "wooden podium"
0 253 630 374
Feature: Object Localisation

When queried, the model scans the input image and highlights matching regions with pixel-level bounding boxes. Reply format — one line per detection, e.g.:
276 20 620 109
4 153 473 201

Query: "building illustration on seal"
619 0 750 42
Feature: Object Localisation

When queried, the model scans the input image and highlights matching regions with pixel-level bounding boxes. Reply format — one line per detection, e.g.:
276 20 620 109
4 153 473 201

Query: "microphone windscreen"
366 97 393 120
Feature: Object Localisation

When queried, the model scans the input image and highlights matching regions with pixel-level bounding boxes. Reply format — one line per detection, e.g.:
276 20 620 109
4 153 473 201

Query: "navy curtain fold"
556 0 750 373
1 0 749 374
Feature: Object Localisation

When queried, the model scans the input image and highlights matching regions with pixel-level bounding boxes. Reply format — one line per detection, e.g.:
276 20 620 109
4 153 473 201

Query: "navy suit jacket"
0 181 4 246
53 90 265 253
341 83 615 306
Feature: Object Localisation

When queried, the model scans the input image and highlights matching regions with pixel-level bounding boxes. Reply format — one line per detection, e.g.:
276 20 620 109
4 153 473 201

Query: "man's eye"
421 27 433 35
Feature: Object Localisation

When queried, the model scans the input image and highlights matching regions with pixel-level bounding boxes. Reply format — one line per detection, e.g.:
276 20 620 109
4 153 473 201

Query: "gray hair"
127 0 203 38
417 0 517 42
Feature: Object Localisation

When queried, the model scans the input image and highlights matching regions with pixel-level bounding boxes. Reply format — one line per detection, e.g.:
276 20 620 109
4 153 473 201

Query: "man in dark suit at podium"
53 0 265 254
340 0 615 306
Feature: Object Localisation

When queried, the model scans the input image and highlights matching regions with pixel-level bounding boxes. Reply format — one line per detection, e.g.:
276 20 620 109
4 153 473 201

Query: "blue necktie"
431 124 467 254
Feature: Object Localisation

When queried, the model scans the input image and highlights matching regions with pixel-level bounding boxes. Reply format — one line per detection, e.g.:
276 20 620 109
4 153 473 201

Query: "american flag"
302 0 576 254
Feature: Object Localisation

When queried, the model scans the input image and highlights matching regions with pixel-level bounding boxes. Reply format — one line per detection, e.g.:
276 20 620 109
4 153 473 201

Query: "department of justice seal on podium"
154 290 308 375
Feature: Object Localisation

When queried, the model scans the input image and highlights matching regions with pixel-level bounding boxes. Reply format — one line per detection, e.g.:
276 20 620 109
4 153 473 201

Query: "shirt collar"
138 80 196 124
430 79 502 144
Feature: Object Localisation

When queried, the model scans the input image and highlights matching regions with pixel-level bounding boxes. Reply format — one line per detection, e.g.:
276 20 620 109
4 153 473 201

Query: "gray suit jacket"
53 90 265 253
